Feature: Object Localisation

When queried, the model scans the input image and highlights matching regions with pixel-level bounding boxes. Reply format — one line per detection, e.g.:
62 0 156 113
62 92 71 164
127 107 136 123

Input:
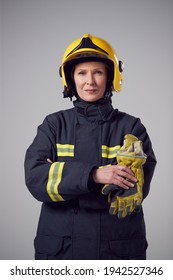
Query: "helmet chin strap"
104 90 113 103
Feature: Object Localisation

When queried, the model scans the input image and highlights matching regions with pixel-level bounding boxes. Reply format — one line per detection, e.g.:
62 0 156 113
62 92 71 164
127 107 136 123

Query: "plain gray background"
1 0 172 259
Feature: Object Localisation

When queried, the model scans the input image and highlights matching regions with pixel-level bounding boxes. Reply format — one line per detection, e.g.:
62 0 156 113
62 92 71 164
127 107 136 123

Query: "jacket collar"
73 98 114 123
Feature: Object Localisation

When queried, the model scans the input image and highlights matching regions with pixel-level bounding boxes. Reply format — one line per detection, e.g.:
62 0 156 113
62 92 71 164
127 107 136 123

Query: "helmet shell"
60 34 123 96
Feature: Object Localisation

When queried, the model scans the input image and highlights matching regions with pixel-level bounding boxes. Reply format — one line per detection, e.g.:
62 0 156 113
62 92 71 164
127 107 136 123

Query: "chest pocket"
74 123 101 166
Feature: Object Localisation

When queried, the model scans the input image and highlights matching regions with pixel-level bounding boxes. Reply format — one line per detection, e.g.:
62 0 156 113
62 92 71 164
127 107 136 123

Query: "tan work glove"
102 134 147 218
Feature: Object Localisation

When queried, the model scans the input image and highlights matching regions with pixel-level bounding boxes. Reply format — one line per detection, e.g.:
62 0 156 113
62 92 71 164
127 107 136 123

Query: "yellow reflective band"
56 144 74 157
102 145 121 158
46 162 65 202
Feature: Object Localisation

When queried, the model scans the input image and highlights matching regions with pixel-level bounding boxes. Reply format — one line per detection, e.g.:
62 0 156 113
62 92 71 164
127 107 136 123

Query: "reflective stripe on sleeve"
102 145 121 158
56 144 74 157
46 162 65 201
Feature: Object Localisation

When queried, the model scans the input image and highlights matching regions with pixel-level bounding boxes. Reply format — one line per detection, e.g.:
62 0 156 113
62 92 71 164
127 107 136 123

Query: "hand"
92 165 137 190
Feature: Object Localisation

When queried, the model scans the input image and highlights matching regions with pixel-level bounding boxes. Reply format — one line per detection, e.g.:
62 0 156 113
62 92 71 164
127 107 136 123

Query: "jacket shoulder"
115 109 140 123
44 107 75 123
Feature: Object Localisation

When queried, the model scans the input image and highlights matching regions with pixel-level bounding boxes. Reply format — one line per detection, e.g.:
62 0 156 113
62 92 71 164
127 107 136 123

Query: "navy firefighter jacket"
24 98 157 260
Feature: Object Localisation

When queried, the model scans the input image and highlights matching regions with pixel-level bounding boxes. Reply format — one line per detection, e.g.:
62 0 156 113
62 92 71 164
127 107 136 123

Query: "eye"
94 69 105 75
96 70 103 74
78 71 86 75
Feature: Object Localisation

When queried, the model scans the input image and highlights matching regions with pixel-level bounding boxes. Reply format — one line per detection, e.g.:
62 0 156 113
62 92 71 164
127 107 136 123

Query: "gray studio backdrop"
1 0 172 259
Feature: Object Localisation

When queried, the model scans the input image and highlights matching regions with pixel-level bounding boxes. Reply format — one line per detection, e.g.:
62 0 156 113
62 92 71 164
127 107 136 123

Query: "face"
73 61 107 102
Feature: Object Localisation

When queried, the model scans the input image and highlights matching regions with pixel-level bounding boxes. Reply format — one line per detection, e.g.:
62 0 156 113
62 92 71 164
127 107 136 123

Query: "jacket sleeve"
24 115 95 203
131 118 157 199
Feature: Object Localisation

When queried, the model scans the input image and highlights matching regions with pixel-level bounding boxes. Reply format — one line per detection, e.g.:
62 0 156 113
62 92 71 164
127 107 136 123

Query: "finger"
117 167 137 183
119 177 134 189
126 199 134 215
134 199 142 213
112 176 134 190
118 165 134 176
47 158 53 163
109 199 118 215
117 200 126 219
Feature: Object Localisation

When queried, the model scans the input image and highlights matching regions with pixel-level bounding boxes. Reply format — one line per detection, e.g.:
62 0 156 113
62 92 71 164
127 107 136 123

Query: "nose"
86 73 95 85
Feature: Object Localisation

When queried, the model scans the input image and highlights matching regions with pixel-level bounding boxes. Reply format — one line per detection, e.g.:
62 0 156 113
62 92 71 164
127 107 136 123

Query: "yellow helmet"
59 33 124 98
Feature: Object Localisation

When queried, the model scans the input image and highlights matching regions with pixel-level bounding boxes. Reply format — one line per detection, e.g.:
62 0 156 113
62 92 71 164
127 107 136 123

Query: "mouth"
85 89 97 93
